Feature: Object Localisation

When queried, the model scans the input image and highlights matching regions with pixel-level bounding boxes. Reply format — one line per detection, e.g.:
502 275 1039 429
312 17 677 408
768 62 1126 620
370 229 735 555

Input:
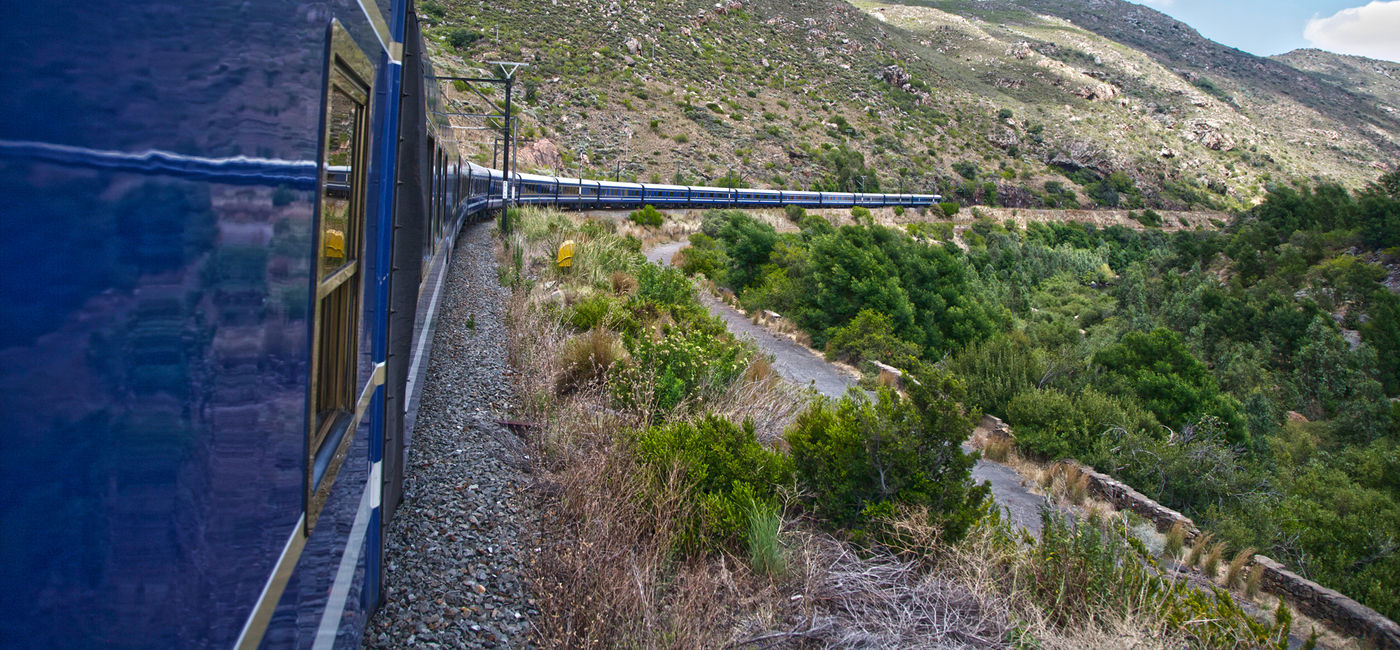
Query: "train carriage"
0 1 940 647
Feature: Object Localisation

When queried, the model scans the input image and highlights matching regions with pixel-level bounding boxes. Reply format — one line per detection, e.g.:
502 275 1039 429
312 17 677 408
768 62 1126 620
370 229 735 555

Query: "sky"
1131 0 1400 62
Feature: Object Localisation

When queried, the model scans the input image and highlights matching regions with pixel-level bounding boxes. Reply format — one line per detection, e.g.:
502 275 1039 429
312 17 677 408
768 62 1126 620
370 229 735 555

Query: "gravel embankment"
366 222 536 648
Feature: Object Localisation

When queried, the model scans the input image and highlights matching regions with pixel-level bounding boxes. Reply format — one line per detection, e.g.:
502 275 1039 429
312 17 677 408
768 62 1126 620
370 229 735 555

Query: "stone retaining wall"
1253 556 1400 649
1071 461 1400 648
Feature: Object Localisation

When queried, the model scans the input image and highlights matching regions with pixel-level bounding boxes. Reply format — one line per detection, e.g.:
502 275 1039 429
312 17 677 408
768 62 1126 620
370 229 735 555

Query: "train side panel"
0 1 410 647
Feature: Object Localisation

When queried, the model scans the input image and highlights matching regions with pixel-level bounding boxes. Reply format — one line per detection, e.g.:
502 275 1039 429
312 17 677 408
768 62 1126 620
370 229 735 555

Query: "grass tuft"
556 327 626 393
983 437 1012 463
610 270 638 295
1202 541 1227 579
1226 547 1256 589
876 369 899 388
1163 521 1187 561
1246 563 1266 599
1186 532 1215 568
745 500 785 577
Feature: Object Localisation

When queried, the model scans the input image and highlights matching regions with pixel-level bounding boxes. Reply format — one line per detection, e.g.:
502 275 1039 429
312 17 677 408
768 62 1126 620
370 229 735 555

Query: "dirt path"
647 241 1048 535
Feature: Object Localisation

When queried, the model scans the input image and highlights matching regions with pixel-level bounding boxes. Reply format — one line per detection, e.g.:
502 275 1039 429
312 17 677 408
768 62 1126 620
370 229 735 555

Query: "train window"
307 20 373 533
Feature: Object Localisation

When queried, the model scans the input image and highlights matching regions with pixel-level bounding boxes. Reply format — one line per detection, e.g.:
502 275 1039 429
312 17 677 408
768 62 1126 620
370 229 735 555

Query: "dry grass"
1225 547 1255 589
983 437 1012 463
1163 521 1187 561
1246 563 1265 599
1201 541 1227 579
555 327 627 394
1045 463 1089 506
876 369 899 389
1185 532 1215 568
610 270 638 295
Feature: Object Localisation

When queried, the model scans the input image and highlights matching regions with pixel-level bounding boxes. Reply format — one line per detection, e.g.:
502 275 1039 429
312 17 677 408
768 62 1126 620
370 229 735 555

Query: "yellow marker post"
557 239 575 268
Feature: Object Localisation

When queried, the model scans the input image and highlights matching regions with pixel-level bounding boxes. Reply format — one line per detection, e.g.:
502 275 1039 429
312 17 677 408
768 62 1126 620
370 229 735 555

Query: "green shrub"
940 201 960 217
678 232 729 281
850 206 871 220
953 161 979 180
1132 209 1163 228
893 205 905 217
1004 386 1151 460
784 204 806 222
635 414 794 552
565 292 619 331
444 27 480 50
613 317 750 417
786 370 988 543
822 308 921 369
1094 328 1246 442
945 332 1045 416
628 204 664 227
632 262 693 308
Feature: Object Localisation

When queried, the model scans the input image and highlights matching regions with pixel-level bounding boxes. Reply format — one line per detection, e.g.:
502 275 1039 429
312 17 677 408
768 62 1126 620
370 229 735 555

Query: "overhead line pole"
428 62 527 235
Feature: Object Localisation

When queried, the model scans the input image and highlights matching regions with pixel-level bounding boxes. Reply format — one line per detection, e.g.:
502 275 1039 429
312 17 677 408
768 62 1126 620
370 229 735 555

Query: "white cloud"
1304 1 1400 62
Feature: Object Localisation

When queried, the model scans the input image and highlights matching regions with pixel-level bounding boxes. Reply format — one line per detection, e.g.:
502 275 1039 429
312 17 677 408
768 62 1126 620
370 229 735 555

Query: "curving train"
0 1 931 648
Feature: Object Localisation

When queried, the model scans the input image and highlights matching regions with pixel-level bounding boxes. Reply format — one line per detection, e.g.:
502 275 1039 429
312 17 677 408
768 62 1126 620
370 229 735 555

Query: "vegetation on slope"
505 207 1302 646
679 171 1400 622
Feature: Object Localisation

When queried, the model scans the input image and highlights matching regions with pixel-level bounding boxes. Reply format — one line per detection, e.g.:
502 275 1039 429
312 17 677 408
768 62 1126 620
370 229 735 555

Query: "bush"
822 308 921 369
953 161 979 180
629 204 664 227
787 370 988 544
939 201 960 217
850 206 871 220
632 262 693 308
1094 328 1246 442
678 232 729 281
784 204 806 222
1006 386 1155 460
444 27 480 50
1132 209 1163 228
635 414 794 552
613 317 751 417
565 292 619 331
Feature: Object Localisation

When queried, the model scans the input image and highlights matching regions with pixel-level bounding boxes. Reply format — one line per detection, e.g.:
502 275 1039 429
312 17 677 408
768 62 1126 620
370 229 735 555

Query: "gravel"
366 222 537 649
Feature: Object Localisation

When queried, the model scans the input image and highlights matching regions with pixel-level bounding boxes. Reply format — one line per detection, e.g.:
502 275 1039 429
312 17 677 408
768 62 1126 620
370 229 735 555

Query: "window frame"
305 20 374 534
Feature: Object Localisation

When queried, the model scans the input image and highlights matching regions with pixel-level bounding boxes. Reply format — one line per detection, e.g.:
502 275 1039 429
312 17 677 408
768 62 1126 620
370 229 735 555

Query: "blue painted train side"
501 170 940 211
0 2 939 648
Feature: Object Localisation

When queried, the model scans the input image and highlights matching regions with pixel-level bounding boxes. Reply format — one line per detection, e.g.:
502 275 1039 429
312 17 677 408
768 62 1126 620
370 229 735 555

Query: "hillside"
1273 48 1400 118
421 0 1398 212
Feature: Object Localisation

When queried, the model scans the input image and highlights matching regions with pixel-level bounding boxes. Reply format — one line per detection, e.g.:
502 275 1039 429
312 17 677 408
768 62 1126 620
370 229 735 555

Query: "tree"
707 211 778 290
1093 328 1246 443
1363 290 1400 395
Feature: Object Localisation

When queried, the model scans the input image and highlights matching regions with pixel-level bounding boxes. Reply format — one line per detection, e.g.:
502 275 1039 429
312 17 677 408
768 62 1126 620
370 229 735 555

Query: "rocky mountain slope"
423 0 1398 212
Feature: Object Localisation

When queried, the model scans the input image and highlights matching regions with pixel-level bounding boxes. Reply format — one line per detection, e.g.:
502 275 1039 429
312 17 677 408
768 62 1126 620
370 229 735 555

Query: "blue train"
0 1 933 648
507 171 939 210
